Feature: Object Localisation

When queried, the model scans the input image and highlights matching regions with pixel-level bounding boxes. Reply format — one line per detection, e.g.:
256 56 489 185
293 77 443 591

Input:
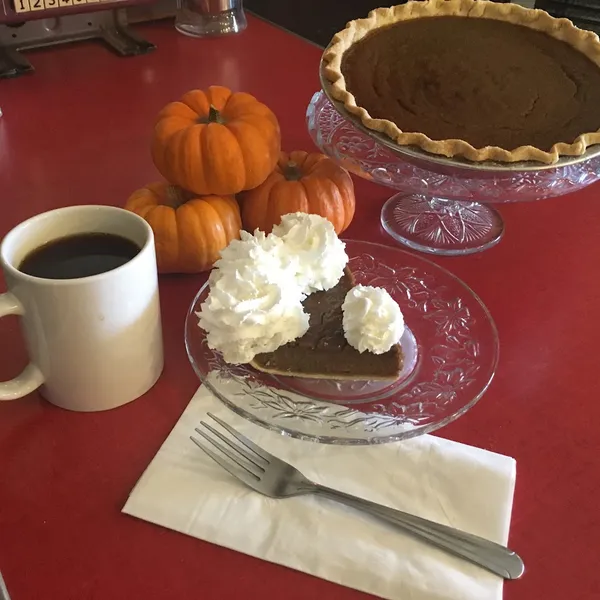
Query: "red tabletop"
1 16 599 600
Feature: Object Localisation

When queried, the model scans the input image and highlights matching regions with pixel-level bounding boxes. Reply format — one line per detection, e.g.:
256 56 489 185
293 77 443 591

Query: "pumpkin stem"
200 104 224 125
166 185 192 208
284 161 303 181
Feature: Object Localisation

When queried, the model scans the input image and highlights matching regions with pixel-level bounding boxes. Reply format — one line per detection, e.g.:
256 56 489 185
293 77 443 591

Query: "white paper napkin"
123 384 516 600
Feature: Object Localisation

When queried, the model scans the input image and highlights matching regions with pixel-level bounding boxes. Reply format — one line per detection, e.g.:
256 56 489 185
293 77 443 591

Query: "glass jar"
175 0 247 37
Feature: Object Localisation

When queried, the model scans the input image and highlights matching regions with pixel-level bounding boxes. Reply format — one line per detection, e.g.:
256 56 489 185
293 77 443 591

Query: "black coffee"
19 232 141 280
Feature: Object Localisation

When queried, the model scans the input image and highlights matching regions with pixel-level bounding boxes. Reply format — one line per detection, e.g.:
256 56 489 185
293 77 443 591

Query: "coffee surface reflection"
19 233 141 279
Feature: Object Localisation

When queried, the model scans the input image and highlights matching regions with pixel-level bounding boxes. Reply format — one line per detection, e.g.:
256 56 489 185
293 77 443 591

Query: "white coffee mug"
0 205 164 411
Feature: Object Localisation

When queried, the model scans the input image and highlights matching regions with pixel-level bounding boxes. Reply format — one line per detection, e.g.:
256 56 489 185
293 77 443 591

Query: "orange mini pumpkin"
240 151 355 234
125 182 241 274
151 86 281 196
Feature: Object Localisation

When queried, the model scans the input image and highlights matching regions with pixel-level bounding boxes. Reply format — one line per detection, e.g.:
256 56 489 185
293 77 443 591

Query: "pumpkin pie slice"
322 0 600 164
251 267 404 381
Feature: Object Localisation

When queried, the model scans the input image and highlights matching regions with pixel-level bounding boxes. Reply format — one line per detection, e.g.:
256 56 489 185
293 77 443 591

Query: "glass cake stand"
185 241 499 445
307 70 600 256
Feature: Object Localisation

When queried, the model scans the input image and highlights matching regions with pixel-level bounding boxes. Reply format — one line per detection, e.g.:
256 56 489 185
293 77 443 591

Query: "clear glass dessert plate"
307 68 600 257
185 241 499 444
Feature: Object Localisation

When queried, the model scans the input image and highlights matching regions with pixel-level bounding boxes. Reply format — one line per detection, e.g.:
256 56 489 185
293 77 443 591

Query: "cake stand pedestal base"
381 194 504 256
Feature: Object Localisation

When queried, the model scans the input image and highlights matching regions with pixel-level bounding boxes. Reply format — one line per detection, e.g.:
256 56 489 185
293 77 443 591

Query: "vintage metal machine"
0 0 176 78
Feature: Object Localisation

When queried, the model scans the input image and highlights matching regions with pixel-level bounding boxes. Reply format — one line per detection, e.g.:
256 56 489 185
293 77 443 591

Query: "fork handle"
313 485 524 580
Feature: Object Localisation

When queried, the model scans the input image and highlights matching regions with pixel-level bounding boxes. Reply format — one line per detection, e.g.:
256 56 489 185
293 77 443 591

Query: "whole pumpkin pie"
322 0 600 164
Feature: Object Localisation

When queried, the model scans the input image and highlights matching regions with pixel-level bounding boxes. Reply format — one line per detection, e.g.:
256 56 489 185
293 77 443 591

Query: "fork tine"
194 427 264 478
200 421 267 470
207 412 271 463
190 436 260 487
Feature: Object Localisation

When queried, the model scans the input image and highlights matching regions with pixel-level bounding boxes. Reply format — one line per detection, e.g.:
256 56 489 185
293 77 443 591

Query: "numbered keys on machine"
14 0 100 12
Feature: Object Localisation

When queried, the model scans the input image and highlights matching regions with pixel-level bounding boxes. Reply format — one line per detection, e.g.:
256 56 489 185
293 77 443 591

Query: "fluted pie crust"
322 0 600 164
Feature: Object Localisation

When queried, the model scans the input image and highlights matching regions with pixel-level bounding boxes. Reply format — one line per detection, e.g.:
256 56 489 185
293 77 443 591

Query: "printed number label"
14 0 31 12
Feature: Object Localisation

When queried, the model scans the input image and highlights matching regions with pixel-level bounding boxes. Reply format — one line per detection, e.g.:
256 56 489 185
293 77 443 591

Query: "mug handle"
0 292 45 401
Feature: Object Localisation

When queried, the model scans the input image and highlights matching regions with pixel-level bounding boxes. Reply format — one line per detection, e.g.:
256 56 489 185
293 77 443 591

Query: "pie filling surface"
341 16 600 151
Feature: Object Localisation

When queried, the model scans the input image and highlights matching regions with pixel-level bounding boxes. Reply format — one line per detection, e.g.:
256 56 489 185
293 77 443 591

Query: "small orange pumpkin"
151 86 281 196
240 151 355 235
125 182 241 274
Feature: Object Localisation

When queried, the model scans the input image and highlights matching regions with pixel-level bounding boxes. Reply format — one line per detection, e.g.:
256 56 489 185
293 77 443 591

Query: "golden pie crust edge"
322 0 600 164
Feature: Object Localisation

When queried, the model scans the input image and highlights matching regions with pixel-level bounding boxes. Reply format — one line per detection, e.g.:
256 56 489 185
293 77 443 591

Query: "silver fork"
191 413 525 580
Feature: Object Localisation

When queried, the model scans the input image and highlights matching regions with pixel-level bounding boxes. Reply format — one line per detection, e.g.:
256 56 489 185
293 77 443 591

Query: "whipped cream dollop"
197 227 309 364
209 229 298 287
272 212 348 294
342 285 404 354
198 263 309 365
